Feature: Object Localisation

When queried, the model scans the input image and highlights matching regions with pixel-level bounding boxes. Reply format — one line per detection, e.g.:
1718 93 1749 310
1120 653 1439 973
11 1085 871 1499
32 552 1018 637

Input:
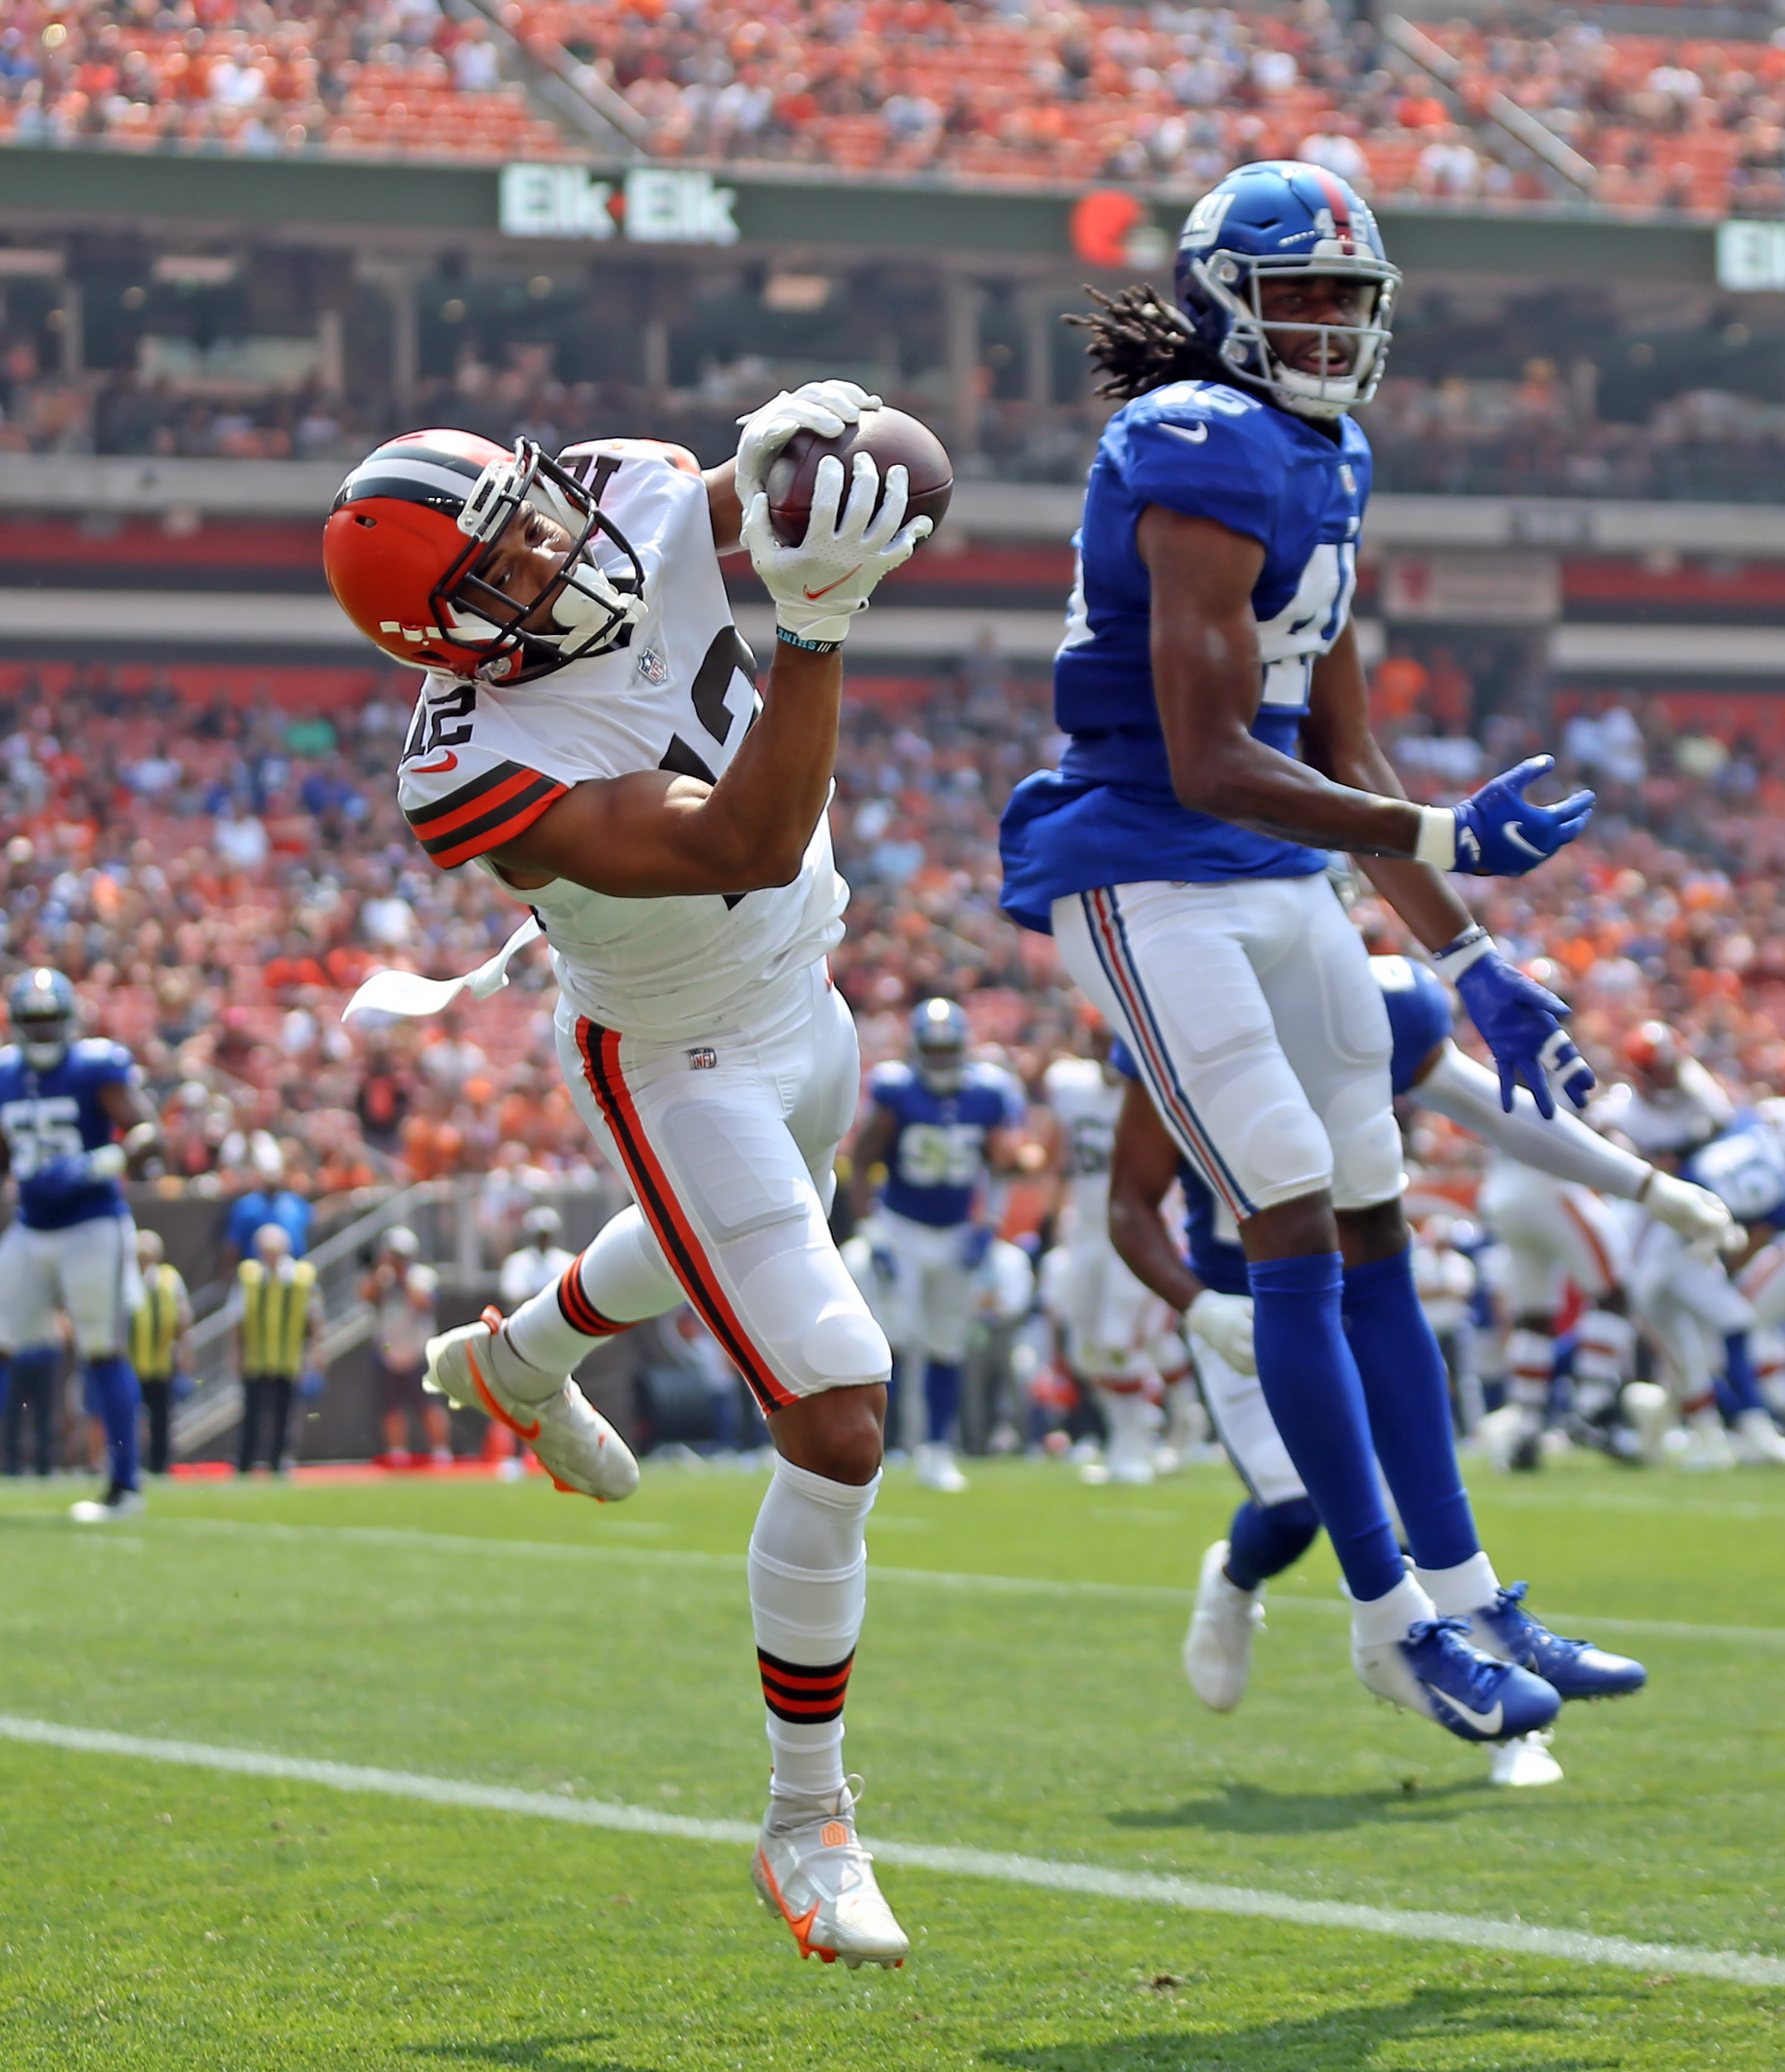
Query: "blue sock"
1225 1496 1321 1591
1342 1247 1480 1572
1247 1252 1405 1604
1721 1333 1766 1418
85 1356 141 1492
924 1360 962 1445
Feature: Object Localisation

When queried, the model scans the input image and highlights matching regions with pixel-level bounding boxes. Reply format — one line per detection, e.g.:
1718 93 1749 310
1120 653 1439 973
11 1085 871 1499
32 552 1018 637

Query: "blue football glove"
1439 935 1594 1120
1436 756 1595 878
958 1223 994 1271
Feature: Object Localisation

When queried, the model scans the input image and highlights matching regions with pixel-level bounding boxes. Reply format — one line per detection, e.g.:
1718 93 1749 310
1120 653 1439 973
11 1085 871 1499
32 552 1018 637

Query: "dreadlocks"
1067 283 1224 401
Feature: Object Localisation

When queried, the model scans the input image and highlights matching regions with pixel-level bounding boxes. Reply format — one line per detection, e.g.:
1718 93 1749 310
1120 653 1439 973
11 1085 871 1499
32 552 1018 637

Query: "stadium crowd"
2 658 1783 1218
0 0 1779 219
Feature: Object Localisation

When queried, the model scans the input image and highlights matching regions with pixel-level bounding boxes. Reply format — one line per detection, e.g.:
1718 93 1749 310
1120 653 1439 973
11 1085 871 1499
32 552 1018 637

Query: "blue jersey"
1371 955 1454 1097
869 1060 1024 1230
999 380 1369 932
0 1038 138 1231
1107 956 1446 1294
1686 1118 1785 1227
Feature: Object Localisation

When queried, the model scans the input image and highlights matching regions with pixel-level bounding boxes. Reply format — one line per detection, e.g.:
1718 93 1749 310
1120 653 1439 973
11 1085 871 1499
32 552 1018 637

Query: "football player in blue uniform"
1000 158 1602 1741
1107 954 1731 1773
848 999 1024 1490
0 968 163 1521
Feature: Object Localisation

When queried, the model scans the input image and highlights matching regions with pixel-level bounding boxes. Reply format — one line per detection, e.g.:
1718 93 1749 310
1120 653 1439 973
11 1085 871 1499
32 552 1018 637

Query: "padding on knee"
804 1303 892 1385
1238 1099 1333 1203
1328 1106 1405 1210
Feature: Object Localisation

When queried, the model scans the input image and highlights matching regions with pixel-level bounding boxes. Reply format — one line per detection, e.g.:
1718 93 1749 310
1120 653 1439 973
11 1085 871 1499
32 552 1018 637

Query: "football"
766 404 953 547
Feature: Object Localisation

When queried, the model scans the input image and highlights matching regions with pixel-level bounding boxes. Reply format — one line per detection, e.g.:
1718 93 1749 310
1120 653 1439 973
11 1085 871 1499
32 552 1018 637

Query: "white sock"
1351 1571 1438 1649
1506 1328 1553 1418
1097 1385 1157 1458
748 1455 878 1811
1415 1550 1502 1617
501 1208 683 1395
1572 1309 1635 1419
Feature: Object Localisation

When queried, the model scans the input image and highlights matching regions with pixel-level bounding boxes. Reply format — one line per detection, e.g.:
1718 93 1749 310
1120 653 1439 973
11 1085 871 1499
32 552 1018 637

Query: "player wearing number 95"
999 162 1599 1747
0 968 163 1522
323 386 930 1969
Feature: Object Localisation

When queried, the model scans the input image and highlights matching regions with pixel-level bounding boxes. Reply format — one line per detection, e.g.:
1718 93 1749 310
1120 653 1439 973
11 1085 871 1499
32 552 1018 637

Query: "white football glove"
86 1144 128 1181
733 379 881 508
1641 1168 1735 1251
1186 1288 1255 1376
743 451 931 644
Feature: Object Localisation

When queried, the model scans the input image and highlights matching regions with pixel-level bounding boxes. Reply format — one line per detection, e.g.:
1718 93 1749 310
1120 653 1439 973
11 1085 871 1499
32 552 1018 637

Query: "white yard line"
97 1514 1785 1646
2 1711 1780 1989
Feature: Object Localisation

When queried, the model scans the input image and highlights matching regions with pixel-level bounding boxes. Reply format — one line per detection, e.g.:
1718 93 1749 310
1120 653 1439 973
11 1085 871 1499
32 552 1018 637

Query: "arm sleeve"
1417 1044 1652 1199
1122 407 1279 549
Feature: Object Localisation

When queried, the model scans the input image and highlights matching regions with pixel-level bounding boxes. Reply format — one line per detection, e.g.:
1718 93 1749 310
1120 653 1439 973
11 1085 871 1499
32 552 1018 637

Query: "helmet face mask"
912 997 970 1094
8 966 75 1072
1175 161 1400 421
325 433 646 682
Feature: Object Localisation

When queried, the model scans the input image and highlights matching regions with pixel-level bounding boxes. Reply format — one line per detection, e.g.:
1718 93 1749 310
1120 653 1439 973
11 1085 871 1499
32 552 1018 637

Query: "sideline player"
324 383 927 1967
1110 956 1724 1754
0 968 162 1521
1001 160 1599 1744
846 998 1024 1490
1039 1013 1190 1482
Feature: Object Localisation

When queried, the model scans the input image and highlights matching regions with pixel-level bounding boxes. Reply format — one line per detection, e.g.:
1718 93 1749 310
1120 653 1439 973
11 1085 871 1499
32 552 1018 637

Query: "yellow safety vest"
239 1259 317 1379
129 1265 186 1381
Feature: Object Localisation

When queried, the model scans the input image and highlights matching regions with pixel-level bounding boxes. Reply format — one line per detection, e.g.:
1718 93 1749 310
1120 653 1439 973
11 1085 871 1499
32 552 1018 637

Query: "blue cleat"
1466 1582 1647 1701
1354 1615 1561 1744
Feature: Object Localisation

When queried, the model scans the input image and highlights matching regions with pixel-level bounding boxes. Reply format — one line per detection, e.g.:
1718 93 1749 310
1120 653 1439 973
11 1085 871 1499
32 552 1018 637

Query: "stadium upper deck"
0 0 1782 218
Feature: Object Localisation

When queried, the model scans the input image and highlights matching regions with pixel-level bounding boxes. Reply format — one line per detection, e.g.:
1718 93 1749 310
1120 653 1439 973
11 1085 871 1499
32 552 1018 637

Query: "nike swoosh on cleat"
409 751 459 774
467 1347 540 1441
803 567 863 600
1162 422 1210 444
1430 1692 1503 1736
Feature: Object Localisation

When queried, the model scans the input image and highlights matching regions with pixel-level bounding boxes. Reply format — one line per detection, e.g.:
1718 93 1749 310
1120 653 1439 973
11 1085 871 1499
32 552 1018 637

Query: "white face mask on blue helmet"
1173 159 1400 421
8 966 75 1072
912 997 970 1093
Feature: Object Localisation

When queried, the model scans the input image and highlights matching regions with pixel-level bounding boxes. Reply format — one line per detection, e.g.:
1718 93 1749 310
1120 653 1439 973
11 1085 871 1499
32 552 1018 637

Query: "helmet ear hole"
354 514 377 529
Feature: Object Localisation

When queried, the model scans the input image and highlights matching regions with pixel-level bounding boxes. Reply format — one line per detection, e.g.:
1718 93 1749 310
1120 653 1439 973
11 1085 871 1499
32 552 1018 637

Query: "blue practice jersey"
999 380 1370 932
0 1038 138 1230
869 1059 1024 1229
1107 956 1448 1295
1686 1117 1785 1228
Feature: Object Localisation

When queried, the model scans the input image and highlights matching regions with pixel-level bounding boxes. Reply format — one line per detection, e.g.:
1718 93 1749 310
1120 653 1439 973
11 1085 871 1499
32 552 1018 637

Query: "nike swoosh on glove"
1443 943 1594 1120
733 379 880 508
743 451 931 644
1429 757 1595 878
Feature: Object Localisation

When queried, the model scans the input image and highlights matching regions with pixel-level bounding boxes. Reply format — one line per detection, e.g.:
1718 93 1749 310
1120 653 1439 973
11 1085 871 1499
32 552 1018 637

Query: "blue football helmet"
8 966 76 1072
911 997 970 1094
1173 160 1400 419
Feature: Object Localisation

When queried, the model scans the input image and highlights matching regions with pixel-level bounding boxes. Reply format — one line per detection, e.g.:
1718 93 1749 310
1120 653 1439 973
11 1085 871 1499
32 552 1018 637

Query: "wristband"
776 626 843 654
1429 924 1496 981
1414 804 1458 869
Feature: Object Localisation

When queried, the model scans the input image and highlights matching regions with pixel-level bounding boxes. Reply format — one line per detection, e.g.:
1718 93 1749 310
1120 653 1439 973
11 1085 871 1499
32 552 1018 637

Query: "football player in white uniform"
325 386 929 1970
1039 1014 1191 1483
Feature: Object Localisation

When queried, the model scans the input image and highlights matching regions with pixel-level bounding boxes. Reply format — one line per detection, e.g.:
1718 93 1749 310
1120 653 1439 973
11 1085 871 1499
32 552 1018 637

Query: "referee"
235 1223 321 1475
128 1228 191 1476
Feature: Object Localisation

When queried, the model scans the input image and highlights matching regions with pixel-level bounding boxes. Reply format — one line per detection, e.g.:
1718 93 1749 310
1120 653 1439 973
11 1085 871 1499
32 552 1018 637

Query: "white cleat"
913 1441 968 1493
1183 1538 1264 1713
70 1485 145 1524
1489 1731 1565 1788
1671 1407 1736 1472
752 1779 909 1969
1622 1381 1672 1466
1104 1444 1156 1486
424 1307 639 1503
1731 1407 1785 1466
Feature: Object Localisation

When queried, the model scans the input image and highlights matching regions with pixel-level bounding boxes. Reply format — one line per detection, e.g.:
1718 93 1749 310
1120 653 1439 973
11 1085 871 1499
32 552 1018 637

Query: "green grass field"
2 1455 1783 2070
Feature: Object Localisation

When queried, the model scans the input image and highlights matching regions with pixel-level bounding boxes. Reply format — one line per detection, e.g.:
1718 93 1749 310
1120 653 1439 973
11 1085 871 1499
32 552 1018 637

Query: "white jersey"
395 446 847 1043
1042 1055 1123 1241
1589 1060 1733 1161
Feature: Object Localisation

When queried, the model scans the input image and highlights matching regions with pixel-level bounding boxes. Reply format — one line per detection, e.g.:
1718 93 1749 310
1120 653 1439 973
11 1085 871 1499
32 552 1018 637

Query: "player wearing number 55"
323 390 938 1968
0 967 164 1522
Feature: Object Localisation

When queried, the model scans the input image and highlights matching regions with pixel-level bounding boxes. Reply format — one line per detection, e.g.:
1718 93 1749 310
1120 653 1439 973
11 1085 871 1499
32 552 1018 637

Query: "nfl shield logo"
636 646 670 685
687 1046 718 1071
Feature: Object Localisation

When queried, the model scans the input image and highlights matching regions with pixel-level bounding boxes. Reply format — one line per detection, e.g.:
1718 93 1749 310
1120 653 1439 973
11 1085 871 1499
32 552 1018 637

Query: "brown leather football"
765 405 953 548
